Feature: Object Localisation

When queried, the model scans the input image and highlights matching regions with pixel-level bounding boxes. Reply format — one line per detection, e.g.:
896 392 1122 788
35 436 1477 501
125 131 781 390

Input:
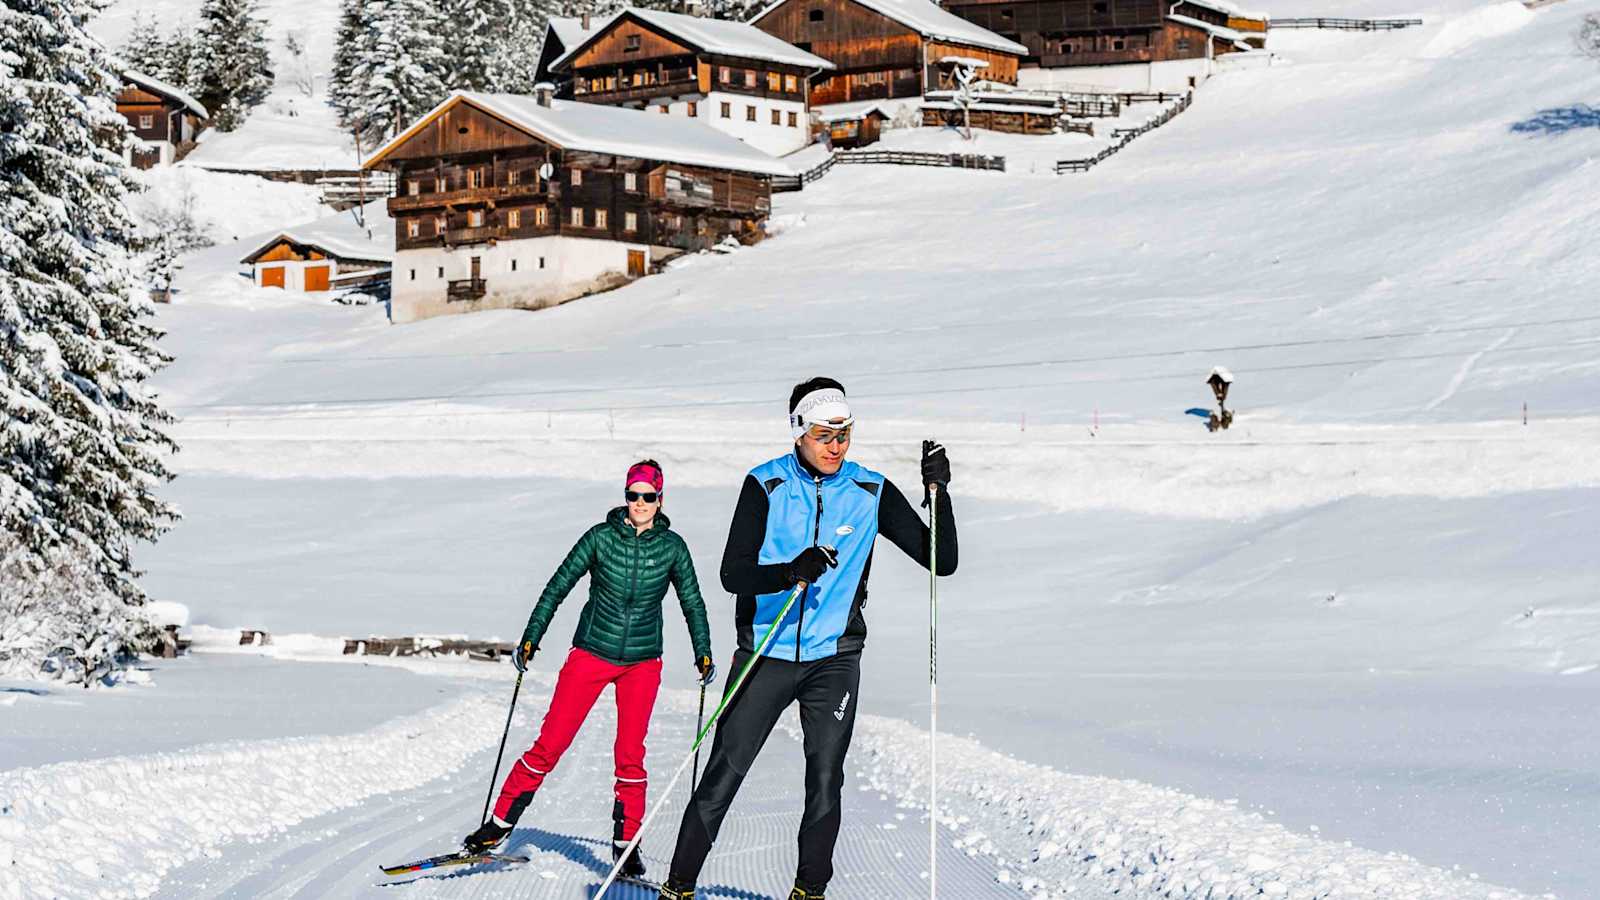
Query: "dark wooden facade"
116 82 205 168
940 0 1242 68
372 100 770 257
753 0 1019 105
559 15 814 108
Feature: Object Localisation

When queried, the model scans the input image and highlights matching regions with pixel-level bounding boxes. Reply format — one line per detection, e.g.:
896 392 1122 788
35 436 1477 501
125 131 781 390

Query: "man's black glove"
512 639 536 673
695 655 717 687
921 439 951 508
785 545 838 586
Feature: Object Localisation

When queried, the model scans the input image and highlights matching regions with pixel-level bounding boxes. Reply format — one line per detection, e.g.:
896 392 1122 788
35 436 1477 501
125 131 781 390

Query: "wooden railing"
1055 92 1191 174
774 148 1005 191
317 172 396 209
1268 16 1422 29
1062 97 1122 118
387 181 546 212
772 154 837 192
446 278 487 302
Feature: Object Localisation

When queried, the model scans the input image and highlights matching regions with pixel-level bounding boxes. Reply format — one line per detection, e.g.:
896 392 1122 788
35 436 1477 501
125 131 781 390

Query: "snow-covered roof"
926 88 1060 108
545 13 619 68
557 8 834 71
123 70 208 119
752 0 1027 56
813 99 890 123
922 99 1061 115
240 199 395 265
937 55 991 68
1167 13 1253 43
364 92 796 178
1180 0 1267 21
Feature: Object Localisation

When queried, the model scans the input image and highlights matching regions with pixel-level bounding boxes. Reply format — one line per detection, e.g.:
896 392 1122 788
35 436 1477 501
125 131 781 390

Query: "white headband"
789 388 853 440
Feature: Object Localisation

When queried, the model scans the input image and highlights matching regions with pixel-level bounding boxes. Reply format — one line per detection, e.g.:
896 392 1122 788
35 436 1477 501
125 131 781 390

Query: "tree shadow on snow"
499 827 774 899
1510 104 1600 136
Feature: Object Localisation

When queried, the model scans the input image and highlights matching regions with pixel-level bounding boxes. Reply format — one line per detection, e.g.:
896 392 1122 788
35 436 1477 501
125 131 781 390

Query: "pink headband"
626 463 663 493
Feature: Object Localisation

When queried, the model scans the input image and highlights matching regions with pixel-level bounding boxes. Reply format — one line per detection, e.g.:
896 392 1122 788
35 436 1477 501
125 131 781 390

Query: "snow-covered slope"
41 0 1600 897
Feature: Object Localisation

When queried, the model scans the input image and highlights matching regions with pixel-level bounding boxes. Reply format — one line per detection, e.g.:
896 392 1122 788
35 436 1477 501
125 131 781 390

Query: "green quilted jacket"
521 508 713 665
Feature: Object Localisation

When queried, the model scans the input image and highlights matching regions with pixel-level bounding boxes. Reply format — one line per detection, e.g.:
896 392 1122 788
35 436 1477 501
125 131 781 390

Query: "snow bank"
0 693 502 899
846 715 1538 900
132 166 326 245
1421 2 1534 58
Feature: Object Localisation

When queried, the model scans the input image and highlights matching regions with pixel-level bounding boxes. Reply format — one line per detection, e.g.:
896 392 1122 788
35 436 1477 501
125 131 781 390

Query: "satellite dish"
539 162 555 180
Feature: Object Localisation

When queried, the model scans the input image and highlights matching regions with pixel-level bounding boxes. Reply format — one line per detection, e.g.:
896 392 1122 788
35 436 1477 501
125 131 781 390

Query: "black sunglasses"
625 491 659 503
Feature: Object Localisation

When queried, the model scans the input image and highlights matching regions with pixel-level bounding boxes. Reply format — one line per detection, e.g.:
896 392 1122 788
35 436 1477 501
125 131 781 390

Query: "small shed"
240 200 394 294
814 100 890 148
921 87 1062 134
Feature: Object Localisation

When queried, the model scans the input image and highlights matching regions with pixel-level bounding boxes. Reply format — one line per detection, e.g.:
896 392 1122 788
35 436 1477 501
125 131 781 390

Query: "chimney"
581 10 590 29
534 82 555 107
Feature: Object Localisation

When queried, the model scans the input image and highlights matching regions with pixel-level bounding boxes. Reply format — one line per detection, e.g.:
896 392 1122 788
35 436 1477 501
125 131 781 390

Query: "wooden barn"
939 0 1267 91
815 100 890 147
750 0 1026 105
548 8 834 156
362 89 792 324
240 200 394 295
117 71 208 169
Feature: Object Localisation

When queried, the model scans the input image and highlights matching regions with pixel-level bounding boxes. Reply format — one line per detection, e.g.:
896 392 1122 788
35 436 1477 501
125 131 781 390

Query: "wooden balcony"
447 278 487 303
388 182 549 213
444 225 505 246
575 78 700 107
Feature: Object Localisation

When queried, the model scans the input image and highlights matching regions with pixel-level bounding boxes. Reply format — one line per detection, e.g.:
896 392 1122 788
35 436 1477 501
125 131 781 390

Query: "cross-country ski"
5 0 1599 897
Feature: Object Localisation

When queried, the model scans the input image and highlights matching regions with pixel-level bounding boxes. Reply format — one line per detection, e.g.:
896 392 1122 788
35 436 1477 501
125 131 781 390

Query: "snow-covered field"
8 0 1597 898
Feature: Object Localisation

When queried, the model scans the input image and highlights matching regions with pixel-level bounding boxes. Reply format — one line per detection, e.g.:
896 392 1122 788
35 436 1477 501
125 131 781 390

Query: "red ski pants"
492 647 663 840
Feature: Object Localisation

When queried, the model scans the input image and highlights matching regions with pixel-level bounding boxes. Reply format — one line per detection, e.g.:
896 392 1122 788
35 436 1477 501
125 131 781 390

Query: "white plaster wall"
390 235 650 324
1018 58 1211 93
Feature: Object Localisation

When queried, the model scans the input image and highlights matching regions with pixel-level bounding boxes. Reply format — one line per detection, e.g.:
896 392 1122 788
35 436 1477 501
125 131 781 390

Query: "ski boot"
462 818 512 854
613 839 647 879
657 880 695 899
788 882 826 900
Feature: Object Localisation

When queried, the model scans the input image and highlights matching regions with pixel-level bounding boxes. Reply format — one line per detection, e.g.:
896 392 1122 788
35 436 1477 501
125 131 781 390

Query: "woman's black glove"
512 640 536 673
921 439 951 507
696 655 717 686
785 545 838 586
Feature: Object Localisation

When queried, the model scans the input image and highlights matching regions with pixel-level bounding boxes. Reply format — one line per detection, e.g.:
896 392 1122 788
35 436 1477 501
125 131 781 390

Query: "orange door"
627 250 646 278
260 266 286 289
303 265 331 292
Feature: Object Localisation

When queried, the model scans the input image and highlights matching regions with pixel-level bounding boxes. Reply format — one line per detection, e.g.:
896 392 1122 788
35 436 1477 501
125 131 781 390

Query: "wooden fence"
774 148 1004 191
1268 16 1423 29
342 636 517 663
316 172 396 209
1055 92 1192 174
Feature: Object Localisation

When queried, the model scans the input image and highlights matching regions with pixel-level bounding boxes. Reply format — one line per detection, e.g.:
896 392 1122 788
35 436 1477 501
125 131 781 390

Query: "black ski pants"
668 648 861 890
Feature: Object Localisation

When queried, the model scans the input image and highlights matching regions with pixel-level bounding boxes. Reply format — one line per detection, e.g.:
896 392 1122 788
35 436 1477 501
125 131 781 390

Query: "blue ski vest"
748 452 885 662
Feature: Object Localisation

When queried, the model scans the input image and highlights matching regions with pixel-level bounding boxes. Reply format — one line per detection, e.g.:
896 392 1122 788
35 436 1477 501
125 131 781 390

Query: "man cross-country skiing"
656 377 957 900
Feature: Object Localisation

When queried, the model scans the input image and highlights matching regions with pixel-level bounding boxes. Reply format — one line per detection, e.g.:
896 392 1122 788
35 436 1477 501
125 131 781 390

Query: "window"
407 220 420 238
570 168 582 186
720 66 733 83
434 216 446 235
139 114 153 129
625 172 637 191
467 169 483 189
659 104 670 114
409 269 416 281
746 105 757 122
632 70 646 87
744 70 757 88
508 169 519 185
467 209 484 227
788 111 798 127
721 101 732 118
1175 37 1191 51
508 209 521 229
772 109 782 125
408 180 420 195
625 211 638 232
511 258 518 271
625 33 641 51
536 206 549 226
437 266 445 278
768 72 782 91
539 257 546 269
595 209 608 229
571 207 584 227
808 8 824 21
687 100 698 117
1001 6 1013 17
785 74 798 92
436 177 447 192
1092 0 1108 11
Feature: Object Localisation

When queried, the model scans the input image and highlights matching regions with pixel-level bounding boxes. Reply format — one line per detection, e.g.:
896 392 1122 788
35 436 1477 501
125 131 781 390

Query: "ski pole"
928 482 940 900
596 580 809 899
480 669 524 827
691 679 708 792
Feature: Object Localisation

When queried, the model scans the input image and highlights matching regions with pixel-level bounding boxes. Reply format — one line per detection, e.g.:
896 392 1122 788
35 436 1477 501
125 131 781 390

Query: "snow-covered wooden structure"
750 0 1026 105
362 90 792 324
921 87 1062 133
548 8 835 157
240 200 394 294
815 100 890 147
940 0 1267 92
116 72 208 168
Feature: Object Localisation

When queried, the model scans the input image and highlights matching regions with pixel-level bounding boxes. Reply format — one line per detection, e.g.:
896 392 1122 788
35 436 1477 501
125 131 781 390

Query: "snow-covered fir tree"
193 0 274 129
118 12 169 75
161 22 203 93
331 0 379 130
354 0 450 144
0 533 152 686
0 0 178 680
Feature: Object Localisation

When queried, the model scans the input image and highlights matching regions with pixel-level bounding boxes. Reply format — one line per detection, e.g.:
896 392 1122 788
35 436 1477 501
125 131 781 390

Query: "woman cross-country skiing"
464 460 716 882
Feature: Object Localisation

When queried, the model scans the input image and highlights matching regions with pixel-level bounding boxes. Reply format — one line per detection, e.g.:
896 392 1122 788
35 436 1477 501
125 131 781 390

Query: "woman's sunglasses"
625 491 660 503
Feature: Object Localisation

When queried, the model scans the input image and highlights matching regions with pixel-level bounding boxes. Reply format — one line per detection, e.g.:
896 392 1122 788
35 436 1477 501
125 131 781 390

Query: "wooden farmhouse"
548 8 835 157
117 71 208 169
362 89 792 324
240 200 394 295
750 0 1026 106
939 0 1267 91
534 13 607 87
